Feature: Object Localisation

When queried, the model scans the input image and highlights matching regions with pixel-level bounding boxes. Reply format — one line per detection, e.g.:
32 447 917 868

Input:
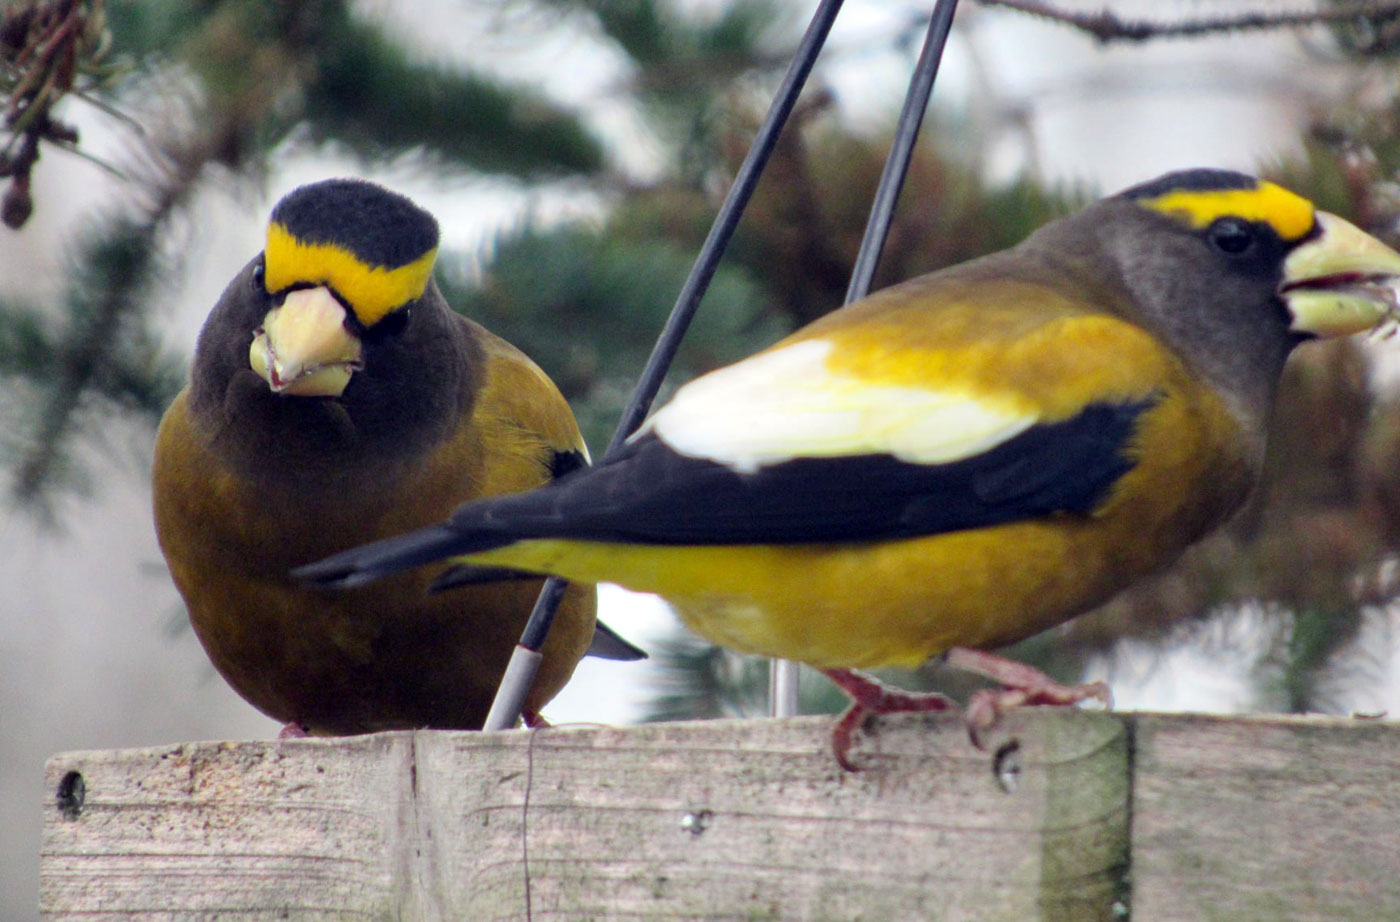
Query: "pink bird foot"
819 668 955 771
946 647 1112 749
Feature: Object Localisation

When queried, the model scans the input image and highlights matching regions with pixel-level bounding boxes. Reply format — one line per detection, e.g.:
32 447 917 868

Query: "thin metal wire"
483 0 848 732
846 0 961 303
772 0 963 719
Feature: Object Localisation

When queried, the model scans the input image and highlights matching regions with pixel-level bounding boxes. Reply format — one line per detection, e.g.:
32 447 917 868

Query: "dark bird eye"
250 258 265 291
1208 218 1255 256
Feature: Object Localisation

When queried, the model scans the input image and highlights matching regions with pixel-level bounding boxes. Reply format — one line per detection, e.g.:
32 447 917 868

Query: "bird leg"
522 709 551 729
945 647 1112 749
277 721 311 739
819 668 955 772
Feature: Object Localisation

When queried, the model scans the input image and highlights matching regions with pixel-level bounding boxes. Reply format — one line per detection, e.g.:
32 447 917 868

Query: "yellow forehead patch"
1138 181 1316 242
264 222 437 328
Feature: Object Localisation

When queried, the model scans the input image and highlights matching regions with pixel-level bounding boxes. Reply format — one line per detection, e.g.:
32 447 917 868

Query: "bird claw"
830 703 871 773
963 680 1111 749
820 668 955 771
947 647 1112 750
821 652 1115 767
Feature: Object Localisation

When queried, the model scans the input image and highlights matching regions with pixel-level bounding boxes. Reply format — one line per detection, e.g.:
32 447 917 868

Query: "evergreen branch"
50 135 129 178
7 0 328 504
9 220 155 499
69 86 146 132
0 302 55 381
10 123 224 502
303 5 604 178
977 0 1400 43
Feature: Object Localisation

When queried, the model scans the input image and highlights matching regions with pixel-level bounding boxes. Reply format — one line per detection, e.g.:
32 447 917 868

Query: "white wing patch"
641 339 1038 474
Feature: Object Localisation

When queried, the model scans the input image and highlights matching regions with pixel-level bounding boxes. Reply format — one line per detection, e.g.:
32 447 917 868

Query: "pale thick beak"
1281 211 1400 338
249 286 364 397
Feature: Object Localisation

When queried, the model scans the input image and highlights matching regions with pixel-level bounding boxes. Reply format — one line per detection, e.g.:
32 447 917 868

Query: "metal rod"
482 645 544 731
770 658 801 718
599 0 848 455
772 0 962 718
770 660 800 716
483 0 848 732
845 0 961 302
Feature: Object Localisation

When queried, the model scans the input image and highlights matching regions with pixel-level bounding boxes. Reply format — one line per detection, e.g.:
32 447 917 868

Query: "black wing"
448 396 1156 545
297 397 1155 588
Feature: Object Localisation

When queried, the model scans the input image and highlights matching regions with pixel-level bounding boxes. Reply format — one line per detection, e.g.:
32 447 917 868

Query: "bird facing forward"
298 170 1400 767
153 178 628 736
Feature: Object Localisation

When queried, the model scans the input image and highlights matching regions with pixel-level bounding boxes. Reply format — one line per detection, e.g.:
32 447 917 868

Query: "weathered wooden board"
41 711 1128 922
1130 712 1400 922
44 711 1400 921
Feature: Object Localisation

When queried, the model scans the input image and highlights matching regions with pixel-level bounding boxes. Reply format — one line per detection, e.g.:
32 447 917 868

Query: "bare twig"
977 0 1400 44
0 0 121 226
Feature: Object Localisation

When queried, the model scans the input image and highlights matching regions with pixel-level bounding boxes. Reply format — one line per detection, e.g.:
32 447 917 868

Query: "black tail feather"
293 523 505 588
294 479 578 589
428 563 540 592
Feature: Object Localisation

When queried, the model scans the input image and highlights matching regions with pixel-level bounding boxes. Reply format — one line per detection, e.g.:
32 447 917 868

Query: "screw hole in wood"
57 770 85 820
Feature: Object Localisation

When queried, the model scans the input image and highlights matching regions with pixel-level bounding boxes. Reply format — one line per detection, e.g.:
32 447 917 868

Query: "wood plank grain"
41 733 417 919
41 710 1129 922
1130 712 1400 922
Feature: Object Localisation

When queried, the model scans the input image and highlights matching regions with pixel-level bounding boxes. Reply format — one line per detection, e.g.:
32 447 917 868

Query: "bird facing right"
298 169 1400 769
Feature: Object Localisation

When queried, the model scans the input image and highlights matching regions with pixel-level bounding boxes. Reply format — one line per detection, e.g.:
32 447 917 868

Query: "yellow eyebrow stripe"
264 222 437 328
1138 181 1316 242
